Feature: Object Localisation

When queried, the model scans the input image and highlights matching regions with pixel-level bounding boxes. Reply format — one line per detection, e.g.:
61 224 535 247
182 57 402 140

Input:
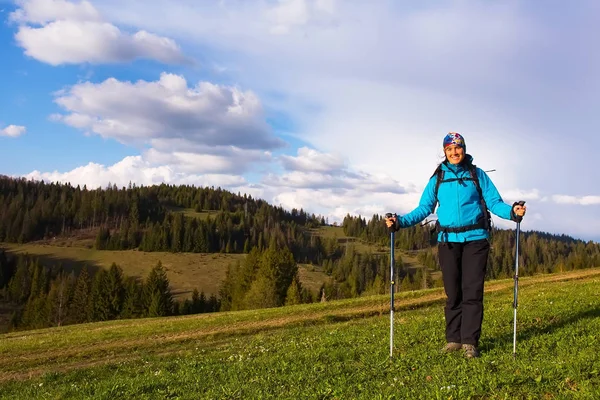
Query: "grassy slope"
0 224 404 301
0 268 598 399
0 243 329 299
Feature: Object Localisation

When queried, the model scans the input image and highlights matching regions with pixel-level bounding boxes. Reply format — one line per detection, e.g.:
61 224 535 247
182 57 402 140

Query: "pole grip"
385 212 397 233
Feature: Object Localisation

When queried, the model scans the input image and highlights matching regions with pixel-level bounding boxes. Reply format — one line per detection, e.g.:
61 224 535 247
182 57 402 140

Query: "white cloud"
52 73 281 150
551 195 600 206
280 146 344 173
264 170 408 194
0 125 26 137
11 0 187 65
50 73 283 174
143 147 272 175
266 0 336 34
24 156 248 190
10 0 101 24
268 147 410 193
270 187 420 223
500 189 541 203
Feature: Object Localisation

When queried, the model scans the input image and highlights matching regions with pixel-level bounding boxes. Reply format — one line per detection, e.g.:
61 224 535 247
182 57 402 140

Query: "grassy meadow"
0 243 330 300
0 268 598 399
1 223 417 301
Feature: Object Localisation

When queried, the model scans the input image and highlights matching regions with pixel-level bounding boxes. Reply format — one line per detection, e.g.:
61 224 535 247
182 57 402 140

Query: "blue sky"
1 0 599 242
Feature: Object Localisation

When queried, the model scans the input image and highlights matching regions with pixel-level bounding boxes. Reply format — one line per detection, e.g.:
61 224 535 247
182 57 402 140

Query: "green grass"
1 268 598 399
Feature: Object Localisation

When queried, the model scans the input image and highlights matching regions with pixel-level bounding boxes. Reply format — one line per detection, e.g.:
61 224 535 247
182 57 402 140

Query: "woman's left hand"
513 203 527 217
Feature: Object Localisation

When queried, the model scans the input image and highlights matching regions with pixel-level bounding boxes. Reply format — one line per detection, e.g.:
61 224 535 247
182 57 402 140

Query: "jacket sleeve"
398 176 437 228
477 168 512 220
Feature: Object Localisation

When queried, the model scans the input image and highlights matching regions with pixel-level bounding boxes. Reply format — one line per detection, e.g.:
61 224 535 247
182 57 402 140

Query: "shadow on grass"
1 247 104 278
0 249 104 333
482 306 600 353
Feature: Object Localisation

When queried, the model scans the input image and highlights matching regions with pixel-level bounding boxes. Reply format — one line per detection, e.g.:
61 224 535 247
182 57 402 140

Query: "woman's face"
444 145 465 165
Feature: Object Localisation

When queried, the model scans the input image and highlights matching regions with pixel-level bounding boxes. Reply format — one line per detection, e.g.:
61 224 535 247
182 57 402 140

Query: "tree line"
0 176 337 264
341 214 600 279
0 250 218 332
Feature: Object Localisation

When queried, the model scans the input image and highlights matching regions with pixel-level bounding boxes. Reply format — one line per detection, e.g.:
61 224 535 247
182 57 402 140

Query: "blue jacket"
399 155 513 242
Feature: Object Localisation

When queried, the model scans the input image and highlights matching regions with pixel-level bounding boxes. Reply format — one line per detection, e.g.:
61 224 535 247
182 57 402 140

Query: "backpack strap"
468 164 484 201
433 166 444 204
468 163 491 231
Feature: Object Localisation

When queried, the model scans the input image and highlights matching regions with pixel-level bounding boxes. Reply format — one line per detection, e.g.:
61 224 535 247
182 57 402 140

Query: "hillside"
1 175 599 335
0 268 598 398
0 243 329 299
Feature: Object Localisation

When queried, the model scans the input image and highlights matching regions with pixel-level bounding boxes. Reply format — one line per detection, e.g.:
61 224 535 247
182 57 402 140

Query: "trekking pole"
385 213 397 358
512 201 526 358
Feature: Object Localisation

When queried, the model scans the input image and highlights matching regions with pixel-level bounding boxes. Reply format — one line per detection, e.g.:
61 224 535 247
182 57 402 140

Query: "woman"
385 132 526 358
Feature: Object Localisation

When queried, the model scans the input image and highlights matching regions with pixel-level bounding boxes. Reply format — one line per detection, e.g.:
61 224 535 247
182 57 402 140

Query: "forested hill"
1 175 599 333
1 175 599 262
0 175 326 261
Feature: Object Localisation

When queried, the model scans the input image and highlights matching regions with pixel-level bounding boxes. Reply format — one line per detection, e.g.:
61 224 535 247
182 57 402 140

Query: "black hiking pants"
438 239 490 346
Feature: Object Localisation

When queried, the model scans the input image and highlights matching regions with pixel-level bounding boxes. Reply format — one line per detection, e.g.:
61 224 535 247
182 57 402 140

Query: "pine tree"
120 278 144 319
88 269 110 321
46 273 72 327
67 267 91 324
284 275 302 306
261 240 298 306
218 261 238 311
230 247 262 310
144 261 173 317
191 288 206 314
171 213 184 252
198 291 207 313
95 226 110 250
243 273 278 310
106 263 125 319
21 292 48 329
0 250 11 288
400 275 411 292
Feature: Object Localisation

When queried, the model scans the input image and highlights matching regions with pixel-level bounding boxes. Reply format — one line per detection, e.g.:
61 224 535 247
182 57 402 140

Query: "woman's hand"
385 216 397 229
513 203 527 217
511 202 527 222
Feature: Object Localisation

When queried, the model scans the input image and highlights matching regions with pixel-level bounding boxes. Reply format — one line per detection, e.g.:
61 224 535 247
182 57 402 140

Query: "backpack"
432 162 492 234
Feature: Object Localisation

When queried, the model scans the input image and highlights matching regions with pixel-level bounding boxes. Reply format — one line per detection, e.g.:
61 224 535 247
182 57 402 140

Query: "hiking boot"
462 344 480 358
441 342 462 353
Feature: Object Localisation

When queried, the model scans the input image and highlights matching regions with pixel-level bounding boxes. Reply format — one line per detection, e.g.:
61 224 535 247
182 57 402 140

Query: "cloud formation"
52 73 281 150
24 156 248 190
11 0 187 65
552 195 600 206
269 147 409 193
50 72 282 174
280 146 345 173
0 125 26 137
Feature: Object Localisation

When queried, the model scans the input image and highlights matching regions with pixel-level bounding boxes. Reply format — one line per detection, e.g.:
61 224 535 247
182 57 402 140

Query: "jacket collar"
441 154 474 173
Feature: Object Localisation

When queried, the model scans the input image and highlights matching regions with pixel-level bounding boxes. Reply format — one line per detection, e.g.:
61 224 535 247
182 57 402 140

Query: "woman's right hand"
385 216 397 229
